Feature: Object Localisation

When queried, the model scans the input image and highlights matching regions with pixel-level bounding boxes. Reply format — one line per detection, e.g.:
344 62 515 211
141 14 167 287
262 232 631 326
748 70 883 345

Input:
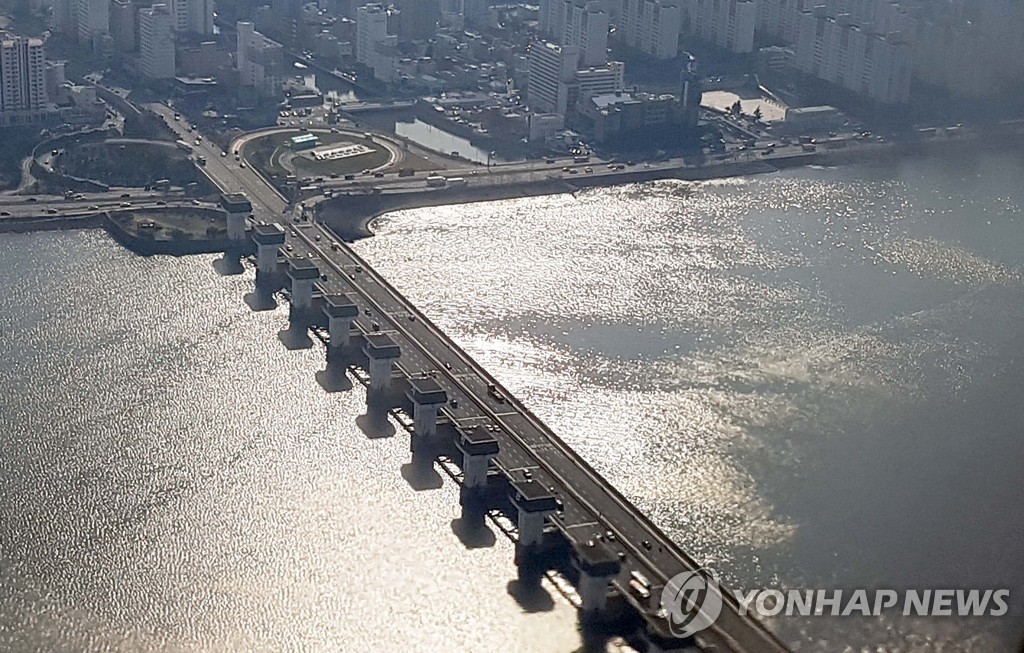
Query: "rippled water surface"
354 152 1024 651
2 152 1023 653
0 232 582 652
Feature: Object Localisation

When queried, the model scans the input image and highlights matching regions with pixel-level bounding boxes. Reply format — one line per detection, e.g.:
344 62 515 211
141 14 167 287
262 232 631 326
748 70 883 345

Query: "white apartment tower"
620 0 680 59
528 40 624 115
356 3 389 66
527 40 579 114
356 3 398 82
0 34 47 112
139 4 175 78
793 8 910 103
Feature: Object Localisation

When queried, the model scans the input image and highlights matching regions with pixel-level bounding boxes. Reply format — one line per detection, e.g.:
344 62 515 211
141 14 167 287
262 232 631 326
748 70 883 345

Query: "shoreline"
316 146 866 240
3 129 1020 247
317 131 1024 241
0 210 246 257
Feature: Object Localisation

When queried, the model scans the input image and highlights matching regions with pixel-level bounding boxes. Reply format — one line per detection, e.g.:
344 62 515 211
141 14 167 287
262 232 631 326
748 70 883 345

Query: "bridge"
151 102 788 653
10 102 788 653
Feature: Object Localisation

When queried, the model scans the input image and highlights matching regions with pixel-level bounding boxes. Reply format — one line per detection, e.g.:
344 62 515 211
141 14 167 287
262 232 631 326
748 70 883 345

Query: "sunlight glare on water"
354 153 1024 652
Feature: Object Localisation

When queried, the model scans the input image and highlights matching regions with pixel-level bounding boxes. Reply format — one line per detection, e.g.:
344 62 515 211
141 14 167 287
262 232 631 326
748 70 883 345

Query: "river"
1 150 1022 651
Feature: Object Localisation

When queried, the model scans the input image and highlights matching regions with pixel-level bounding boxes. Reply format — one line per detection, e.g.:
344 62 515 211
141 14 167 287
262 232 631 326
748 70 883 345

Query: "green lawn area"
244 132 393 178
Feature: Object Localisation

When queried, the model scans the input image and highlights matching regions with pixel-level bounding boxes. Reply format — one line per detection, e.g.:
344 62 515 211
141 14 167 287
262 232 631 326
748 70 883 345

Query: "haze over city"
0 0 1022 651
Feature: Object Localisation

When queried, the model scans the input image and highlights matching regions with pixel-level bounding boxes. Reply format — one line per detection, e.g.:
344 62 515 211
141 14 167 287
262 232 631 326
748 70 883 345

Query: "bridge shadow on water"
277 324 312 350
355 410 395 439
400 455 443 491
315 366 353 393
212 253 245 276
505 578 555 614
244 289 278 312
449 515 496 549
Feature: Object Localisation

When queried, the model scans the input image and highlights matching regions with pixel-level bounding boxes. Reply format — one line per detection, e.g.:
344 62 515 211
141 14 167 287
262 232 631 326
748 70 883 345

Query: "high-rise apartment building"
77 0 110 46
109 0 135 53
527 40 579 114
356 3 388 65
619 0 680 59
139 4 175 78
355 3 399 82
684 0 756 53
541 0 609 67
171 0 214 35
528 40 624 115
236 20 285 96
392 0 440 41
793 7 911 104
0 34 48 113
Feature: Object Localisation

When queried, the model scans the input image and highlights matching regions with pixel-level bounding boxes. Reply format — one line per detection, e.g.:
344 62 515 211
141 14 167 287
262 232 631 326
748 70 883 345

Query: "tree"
730 100 742 117
753 106 763 122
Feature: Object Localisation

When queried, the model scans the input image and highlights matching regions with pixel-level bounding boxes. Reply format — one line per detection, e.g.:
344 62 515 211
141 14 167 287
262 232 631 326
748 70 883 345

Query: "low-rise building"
577 90 695 143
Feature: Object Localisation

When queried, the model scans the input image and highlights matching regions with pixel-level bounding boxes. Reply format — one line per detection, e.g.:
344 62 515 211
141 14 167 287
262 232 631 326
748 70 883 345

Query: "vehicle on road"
487 383 505 403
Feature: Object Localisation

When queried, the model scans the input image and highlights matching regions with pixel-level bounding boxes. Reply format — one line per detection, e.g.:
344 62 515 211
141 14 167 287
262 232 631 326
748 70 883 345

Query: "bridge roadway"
0 193 209 219
152 103 787 652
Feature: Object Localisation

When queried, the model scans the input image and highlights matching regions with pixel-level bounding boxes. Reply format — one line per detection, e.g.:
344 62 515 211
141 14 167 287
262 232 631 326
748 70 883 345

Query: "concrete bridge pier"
323 293 359 363
572 539 622 619
221 193 252 243
511 479 558 581
226 212 247 242
407 377 448 456
363 333 401 404
455 425 500 524
287 258 320 325
252 223 285 287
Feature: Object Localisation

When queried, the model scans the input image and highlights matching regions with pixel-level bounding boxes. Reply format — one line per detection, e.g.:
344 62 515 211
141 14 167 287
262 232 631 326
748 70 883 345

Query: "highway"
147 104 788 652
0 193 211 219
146 103 290 216
299 138 889 199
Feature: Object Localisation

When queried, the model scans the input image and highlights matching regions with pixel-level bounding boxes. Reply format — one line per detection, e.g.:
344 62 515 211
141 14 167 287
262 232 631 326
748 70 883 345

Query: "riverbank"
0 208 246 256
317 127 1024 241
315 148 852 240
